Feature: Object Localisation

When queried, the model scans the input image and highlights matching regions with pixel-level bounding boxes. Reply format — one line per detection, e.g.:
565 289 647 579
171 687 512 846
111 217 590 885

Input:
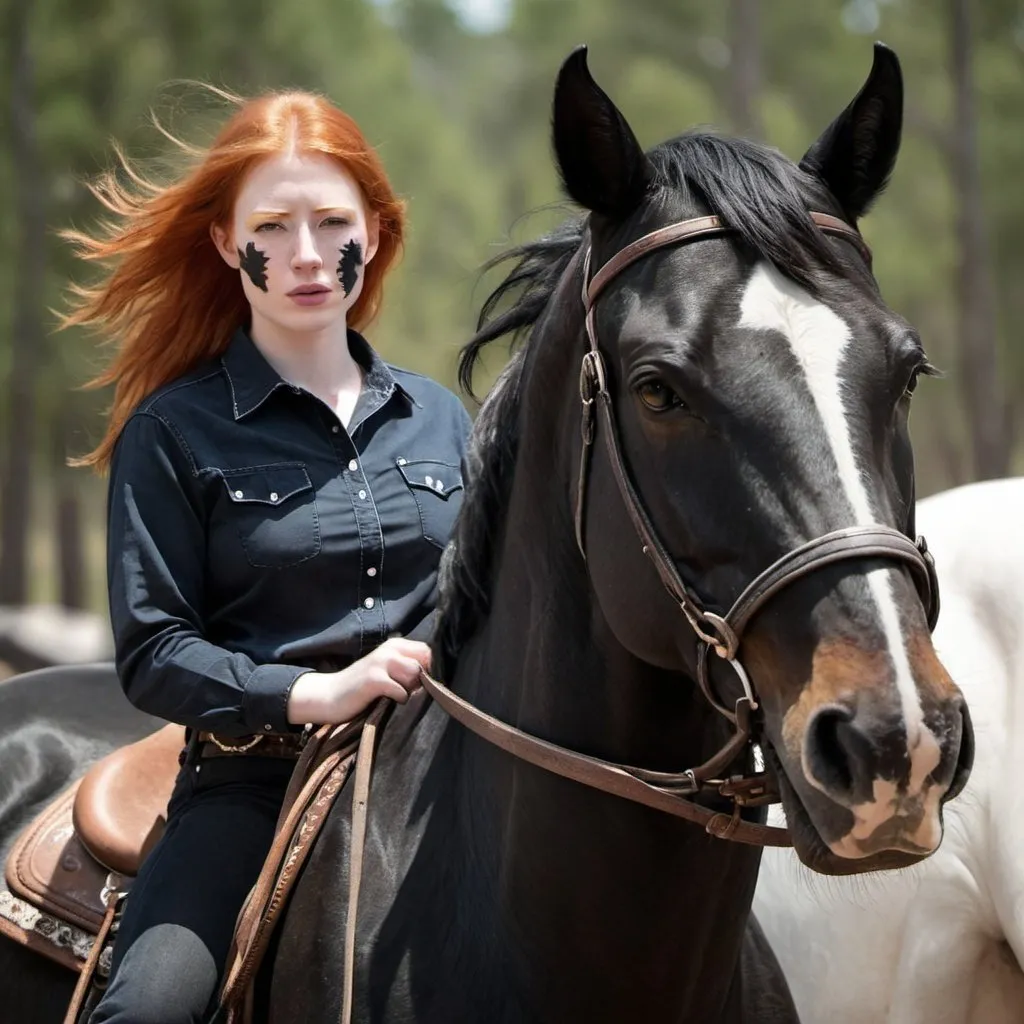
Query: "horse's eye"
637 380 683 412
904 361 936 399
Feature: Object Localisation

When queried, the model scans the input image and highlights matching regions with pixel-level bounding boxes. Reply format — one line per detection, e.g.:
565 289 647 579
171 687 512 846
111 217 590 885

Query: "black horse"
262 45 971 1023
1 45 973 1023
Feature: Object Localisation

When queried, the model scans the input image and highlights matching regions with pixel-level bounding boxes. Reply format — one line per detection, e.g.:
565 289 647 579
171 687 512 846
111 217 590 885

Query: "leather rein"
424 210 940 848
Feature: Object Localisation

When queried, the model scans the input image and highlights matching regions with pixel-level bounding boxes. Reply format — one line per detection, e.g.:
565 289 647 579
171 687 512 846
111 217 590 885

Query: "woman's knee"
87 923 219 1024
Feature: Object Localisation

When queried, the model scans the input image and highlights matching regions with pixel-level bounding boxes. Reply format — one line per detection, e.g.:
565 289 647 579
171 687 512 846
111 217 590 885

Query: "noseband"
422 211 940 847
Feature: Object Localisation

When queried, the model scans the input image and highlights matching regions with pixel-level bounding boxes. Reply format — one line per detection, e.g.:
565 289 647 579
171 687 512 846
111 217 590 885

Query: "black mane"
435 131 844 678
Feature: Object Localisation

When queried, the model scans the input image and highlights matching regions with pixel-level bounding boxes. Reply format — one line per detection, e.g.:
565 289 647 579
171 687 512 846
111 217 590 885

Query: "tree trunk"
54 402 86 610
948 0 1011 479
727 0 762 140
0 0 46 605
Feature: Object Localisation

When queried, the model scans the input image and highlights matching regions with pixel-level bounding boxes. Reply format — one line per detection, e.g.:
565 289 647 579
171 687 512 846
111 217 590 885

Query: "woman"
63 90 472 1023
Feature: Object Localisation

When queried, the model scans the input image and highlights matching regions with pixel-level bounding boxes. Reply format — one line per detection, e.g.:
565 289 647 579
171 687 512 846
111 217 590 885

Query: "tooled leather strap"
419 670 791 847
218 703 390 1023
339 710 381 1024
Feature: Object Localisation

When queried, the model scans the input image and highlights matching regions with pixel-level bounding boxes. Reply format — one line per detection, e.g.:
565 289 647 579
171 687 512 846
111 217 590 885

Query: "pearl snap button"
367 567 377 577
348 459 358 472
270 492 279 502
363 597 374 609
234 490 244 499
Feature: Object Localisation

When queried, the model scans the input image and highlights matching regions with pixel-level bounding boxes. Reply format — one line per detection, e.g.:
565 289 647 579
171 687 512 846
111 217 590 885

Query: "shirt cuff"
242 663 311 734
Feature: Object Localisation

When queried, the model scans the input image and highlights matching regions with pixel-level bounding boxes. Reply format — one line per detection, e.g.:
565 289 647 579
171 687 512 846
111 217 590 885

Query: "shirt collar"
221 327 414 421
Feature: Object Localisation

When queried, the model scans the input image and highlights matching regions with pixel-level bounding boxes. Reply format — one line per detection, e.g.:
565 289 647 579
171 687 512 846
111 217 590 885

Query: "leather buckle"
579 349 606 403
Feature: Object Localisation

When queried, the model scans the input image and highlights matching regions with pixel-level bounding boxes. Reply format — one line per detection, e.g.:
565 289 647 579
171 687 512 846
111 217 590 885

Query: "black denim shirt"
107 328 472 737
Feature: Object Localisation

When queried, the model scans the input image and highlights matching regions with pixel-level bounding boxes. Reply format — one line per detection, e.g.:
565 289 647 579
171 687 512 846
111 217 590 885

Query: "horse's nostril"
805 704 876 803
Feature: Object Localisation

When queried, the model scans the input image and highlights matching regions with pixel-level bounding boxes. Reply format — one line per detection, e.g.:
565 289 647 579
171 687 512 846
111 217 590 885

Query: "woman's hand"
286 637 431 725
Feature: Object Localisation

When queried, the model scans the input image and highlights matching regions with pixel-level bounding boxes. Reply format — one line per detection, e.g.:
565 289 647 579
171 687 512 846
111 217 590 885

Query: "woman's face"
212 152 380 336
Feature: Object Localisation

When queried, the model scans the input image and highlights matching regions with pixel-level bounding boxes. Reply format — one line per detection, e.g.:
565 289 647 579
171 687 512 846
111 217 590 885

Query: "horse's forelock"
648 132 848 294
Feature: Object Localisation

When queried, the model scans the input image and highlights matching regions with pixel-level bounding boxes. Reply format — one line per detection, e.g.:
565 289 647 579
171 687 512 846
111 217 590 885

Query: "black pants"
86 753 294 1024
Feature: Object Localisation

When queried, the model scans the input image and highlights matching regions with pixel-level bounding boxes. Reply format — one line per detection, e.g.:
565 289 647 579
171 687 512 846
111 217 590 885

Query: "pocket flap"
222 464 313 505
396 459 462 500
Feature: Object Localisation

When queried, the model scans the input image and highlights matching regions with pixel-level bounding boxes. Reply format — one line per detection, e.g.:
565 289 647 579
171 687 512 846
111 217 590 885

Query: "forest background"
1 0 1021 623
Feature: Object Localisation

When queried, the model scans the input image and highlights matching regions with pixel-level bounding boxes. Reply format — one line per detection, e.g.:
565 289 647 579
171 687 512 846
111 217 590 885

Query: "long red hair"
64 90 405 470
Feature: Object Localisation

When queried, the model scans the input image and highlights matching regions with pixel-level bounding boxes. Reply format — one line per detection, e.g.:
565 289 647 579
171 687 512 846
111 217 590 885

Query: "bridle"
421 210 940 847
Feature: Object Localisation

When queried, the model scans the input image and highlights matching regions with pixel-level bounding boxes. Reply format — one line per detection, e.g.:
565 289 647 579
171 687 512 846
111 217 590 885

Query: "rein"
432 210 940 848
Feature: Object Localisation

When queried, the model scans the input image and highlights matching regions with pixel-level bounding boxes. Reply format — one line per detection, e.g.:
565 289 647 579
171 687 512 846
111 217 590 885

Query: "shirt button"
358 489 367 500
332 425 340 434
269 492 279 502
367 567 377 577
348 459 358 472
263 724 272 732
363 597 374 609
397 458 407 466
425 475 434 487
234 490 244 499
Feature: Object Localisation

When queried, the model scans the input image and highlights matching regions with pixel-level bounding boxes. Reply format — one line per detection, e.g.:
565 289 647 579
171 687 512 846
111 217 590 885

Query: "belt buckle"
207 733 265 754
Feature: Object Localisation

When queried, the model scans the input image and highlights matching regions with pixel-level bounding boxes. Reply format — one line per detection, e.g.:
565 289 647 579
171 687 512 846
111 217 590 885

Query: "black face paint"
337 240 364 297
237 242 270 292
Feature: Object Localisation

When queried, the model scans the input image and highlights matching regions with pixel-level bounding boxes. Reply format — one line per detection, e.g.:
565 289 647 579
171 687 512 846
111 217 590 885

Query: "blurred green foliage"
2 0 1023 609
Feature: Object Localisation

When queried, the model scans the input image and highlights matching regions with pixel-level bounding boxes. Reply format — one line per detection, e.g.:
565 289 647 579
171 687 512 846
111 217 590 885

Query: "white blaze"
737 263 940 827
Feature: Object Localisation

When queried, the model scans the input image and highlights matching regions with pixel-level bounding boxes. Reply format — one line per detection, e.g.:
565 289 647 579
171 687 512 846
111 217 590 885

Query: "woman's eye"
322 217 351 228
637 380 684 412
254 222 283 233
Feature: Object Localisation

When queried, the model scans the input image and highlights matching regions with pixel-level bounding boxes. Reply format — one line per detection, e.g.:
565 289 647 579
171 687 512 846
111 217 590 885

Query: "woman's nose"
291 224 323 270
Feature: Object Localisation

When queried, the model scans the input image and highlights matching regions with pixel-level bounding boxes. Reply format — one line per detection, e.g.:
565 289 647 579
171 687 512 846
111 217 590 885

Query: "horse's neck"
450 534 763 1021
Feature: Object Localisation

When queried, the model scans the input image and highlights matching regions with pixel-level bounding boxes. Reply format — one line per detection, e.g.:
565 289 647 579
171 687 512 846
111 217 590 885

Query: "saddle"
2 708 386 1024
1 724 183 973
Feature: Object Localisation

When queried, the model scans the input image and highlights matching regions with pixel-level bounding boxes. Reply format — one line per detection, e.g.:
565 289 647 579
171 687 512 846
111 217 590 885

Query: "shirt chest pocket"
221 463 321 569
396 458 464 551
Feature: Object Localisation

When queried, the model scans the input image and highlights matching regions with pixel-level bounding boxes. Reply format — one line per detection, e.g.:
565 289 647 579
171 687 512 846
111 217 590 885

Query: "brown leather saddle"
1 724 183 973
2 705 382 1024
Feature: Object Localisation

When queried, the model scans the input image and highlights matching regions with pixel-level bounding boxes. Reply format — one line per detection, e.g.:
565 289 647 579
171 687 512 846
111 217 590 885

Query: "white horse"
754 477 1024 1024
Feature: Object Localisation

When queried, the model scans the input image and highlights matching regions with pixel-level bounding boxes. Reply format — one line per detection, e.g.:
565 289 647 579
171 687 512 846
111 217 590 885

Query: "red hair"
63 90 405 470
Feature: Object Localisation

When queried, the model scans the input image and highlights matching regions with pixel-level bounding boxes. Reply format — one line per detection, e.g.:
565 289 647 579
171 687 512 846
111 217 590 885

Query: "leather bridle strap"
726 526 939 640
419 669 791 847
695 526 939 720
415 209 934 854
575 210 938 662
585 211 871 308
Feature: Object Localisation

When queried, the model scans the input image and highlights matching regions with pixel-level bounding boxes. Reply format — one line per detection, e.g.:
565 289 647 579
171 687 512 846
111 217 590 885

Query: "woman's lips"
288 286 331 307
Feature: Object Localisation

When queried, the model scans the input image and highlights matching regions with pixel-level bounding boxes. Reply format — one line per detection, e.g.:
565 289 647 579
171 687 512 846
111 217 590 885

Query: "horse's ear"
799 42 903 222
553 47 650 218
